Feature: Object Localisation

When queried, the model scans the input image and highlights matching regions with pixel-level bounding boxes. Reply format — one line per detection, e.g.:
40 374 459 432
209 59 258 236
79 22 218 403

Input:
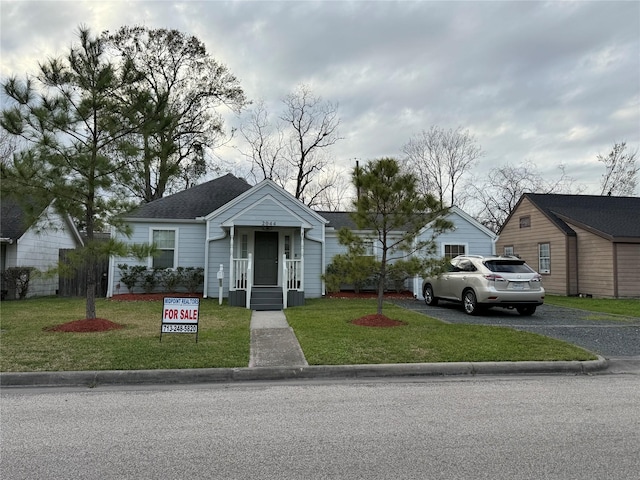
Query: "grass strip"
285 298 597 365
0 297 251 372
545 295 640 318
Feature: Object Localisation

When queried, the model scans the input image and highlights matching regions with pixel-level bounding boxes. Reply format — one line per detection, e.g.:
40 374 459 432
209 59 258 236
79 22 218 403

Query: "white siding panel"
16 207 78 297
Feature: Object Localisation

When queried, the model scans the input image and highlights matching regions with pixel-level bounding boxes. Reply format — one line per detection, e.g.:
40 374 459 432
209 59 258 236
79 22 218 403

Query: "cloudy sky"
1 0 639 197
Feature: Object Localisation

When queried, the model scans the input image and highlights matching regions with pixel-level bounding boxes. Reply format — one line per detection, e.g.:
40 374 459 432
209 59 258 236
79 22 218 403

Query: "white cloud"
1 0 638 200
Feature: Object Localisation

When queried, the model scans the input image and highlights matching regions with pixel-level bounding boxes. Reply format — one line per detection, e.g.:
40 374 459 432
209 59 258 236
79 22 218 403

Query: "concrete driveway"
391 298 640 358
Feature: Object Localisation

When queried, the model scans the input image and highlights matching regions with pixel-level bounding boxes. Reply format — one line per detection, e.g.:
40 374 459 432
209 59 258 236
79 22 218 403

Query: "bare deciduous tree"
239 100 290 187
469 162 582 232
303 164 353 211
239 85 341 204
598 142 638 196
282 84 341 202
402 126 482 208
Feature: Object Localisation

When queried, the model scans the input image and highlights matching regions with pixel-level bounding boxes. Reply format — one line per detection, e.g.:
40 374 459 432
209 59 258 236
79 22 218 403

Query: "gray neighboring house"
1 197 84 298
108 174 496 309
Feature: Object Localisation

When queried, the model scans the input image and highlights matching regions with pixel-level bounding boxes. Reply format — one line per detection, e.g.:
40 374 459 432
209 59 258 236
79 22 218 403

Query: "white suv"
422 255 545 316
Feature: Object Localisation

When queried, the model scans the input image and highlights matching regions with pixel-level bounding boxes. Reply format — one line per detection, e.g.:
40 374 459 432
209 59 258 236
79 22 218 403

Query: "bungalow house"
107 173 496 308
1 197 84 299
496 193 640 298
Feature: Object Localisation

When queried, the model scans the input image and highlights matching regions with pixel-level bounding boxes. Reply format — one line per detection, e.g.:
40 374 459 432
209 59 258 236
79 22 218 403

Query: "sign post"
160 297 200 343
217 264 224 306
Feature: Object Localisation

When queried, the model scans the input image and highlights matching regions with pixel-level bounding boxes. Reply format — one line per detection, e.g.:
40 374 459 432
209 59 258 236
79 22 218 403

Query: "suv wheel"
424 284 438 306
463 289 480 315
517 306 536 316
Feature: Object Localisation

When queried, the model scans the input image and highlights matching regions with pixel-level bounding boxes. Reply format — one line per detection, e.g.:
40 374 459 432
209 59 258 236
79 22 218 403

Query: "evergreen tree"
1 27 150 319
343 158 452 314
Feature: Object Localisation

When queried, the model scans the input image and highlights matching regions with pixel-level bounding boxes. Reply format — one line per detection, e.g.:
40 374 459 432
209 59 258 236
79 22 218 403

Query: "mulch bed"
351 314 407 328
111 292 203 302
49 291 410 332
44 318 124 333
327 291 414 299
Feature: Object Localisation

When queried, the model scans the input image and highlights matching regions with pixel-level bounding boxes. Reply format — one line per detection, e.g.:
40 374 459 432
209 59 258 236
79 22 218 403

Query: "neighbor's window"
152 229 177 269
519 216 531 228
444 244 466 259
539 243 550 274
504 246 514 256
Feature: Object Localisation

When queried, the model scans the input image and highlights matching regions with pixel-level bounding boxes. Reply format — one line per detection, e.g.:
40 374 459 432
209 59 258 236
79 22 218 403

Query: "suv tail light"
531 274 542 282
483 274 505 282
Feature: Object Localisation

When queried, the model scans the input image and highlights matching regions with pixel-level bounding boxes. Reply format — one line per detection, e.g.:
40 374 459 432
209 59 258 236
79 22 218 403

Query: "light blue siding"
303 239 323 298
110 221 205 294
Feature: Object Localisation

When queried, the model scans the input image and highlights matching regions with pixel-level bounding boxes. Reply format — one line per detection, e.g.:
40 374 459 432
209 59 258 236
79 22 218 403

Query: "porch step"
251 287 283 311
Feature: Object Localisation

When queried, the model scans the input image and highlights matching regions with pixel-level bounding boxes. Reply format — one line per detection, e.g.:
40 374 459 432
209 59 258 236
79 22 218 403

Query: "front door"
254 231 278 285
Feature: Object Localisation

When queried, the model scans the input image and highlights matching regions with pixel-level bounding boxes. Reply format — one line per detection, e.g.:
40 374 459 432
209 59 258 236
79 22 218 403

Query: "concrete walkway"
249 310 308 368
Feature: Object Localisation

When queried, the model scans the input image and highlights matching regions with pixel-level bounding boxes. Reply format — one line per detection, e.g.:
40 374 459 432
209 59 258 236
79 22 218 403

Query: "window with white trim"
538 243 550 274
285 235 291 259
504 246 514 256
151 229 177 269
362 240 374 257
241 234 248 258
444 244 466 259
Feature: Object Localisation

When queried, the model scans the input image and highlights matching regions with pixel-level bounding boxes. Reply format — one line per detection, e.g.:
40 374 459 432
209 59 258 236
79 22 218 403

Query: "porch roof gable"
221 194 313 228
202 179 329 225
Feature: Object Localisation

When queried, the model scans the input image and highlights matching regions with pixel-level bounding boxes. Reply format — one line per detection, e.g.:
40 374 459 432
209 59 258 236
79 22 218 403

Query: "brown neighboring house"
496 193 640 298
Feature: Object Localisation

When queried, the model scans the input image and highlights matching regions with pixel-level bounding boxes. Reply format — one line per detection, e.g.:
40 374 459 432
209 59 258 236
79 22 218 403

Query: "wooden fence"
58 249 109 298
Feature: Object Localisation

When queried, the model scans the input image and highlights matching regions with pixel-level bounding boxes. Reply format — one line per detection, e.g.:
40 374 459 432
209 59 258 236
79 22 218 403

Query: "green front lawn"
0 297 251 372
1 296 598 372
285 298 596 365
545 295 640 318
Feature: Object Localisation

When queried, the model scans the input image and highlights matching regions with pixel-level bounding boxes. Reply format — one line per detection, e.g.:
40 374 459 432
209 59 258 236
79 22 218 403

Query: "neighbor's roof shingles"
525 193 640 240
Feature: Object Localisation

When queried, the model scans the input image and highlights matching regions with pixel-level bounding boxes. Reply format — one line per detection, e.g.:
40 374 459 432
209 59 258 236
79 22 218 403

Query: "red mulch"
328 291 414 299
106 291 411 329
111 292 203 302
44 318 125 333
351 314 407 327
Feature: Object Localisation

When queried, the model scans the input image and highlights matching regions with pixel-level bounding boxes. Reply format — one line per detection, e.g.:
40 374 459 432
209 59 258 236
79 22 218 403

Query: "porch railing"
232 257 250 290
284 258 302 290
231 254 301 309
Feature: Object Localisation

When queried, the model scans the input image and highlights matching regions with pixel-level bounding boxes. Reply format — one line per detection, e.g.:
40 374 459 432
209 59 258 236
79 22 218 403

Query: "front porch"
228 253 305 310
225 226 306 310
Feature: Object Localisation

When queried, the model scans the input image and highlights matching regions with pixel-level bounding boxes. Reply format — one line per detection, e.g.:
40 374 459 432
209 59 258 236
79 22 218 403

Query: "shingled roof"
315 211 357 229
524 193 640 240
125 174 253 220
0 196 48 241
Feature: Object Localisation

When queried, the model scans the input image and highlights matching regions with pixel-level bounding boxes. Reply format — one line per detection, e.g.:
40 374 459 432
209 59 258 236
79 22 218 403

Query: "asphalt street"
2 376 639 479
391 299 640 357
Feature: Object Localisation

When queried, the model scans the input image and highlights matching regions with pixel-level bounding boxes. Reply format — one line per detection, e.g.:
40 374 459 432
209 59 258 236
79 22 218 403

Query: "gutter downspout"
202 218 227 299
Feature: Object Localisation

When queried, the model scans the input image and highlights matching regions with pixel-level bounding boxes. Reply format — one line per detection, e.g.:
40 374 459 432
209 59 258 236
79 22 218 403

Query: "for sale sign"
160 297 199 342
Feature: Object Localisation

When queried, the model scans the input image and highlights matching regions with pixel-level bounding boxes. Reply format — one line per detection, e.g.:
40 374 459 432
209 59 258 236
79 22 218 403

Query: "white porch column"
229 226 235 291
282 253 288 309
246 253 252 309
300 226 304 291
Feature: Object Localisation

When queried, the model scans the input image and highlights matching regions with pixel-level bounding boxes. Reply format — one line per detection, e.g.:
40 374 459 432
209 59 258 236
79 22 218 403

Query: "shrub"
117 264 146 293
1 267 36 299
323 253 378 293
160 268 182 292
142 269 161 293
180 267 204 293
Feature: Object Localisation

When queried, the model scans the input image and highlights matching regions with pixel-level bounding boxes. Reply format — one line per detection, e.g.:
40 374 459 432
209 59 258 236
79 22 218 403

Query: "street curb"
0 356 608 388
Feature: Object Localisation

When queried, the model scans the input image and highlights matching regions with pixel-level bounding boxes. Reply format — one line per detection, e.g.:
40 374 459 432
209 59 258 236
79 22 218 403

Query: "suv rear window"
483 260 534 273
